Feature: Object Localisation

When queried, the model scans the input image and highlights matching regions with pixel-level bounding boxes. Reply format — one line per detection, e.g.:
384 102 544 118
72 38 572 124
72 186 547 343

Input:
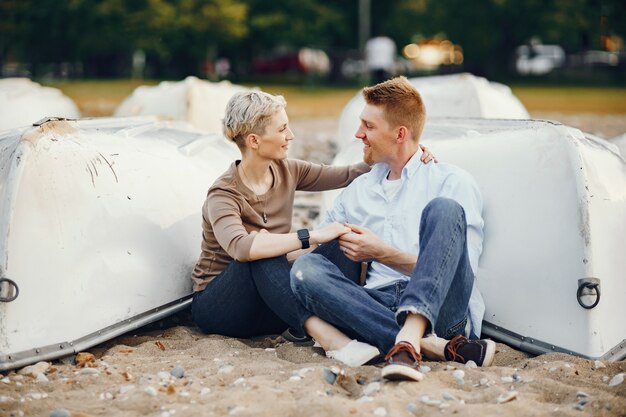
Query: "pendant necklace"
240 164 269 224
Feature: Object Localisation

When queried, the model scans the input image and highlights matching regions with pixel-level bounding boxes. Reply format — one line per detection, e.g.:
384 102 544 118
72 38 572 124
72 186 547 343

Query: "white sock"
326 340 381 367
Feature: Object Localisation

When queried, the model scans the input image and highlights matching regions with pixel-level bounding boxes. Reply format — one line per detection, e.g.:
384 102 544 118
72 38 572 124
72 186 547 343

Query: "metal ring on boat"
0 277 19 302
576 278 600 309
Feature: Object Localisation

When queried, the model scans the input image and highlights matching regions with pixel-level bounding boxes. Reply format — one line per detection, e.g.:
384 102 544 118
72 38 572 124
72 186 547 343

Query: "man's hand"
338 223 387 262
340 223 418 275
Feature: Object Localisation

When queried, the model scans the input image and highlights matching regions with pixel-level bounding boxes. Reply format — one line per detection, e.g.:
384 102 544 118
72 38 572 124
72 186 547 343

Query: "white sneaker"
325 340 381 367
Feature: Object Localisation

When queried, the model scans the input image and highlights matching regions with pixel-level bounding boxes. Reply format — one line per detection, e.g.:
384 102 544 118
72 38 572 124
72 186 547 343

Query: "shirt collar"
369 147 425 183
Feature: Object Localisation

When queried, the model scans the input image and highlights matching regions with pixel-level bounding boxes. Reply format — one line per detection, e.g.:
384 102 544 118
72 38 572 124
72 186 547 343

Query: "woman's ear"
246 133 260 149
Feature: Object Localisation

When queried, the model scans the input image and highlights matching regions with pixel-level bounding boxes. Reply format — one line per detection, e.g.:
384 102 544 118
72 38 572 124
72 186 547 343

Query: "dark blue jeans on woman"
290 197 474 354
191 239 360 338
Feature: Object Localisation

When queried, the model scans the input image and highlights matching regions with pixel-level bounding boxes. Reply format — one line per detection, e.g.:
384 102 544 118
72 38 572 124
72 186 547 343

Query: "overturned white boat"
323 118 626 361
336 73 529 148
0 78 81 131
612 132 626 156
0 117 239 371
114 76 251 133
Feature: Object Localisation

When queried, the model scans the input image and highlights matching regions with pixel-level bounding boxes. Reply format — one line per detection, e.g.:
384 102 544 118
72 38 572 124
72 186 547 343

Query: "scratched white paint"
0 117 239 360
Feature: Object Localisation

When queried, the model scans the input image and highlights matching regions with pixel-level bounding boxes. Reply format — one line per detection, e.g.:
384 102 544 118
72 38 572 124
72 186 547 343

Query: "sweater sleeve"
290 159 370 191
206 189 256 262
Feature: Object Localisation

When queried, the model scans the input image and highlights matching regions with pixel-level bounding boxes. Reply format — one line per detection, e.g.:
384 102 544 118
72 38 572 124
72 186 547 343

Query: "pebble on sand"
323 368 337 385
170 366 185 379
496 391 518 404
19 361 50 377
373 407 387 416
608 373 624 387
49 408 71 417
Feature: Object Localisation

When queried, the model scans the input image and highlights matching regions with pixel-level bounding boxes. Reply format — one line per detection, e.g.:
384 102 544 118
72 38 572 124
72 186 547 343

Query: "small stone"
594 360 606 369
512 373 522 382
496 391 518 404
75 352 96 368
574 399 588 410
79 368 99 376
608 373 624 387
479 378 489 386
373 407 387 416
1 377 11 384
289 376 301 382
363 382 381 396
420 395 441 406
439 403 451 409
465 360 478 369
49 409 71 417
19 362 50 377
501 376 514 383
323 368 337 385
200 388 211 396
218 365 234 374
442 391 457 401
99 392 113 400
356 395 373 404
444 365 456 371
119 385 135 394
576 391 589 398
145 386 158 397
232 377 245 386
419 365 431 374
602 376 609 382
36 373 49 383
294 367 314 378
229 406 246 415
170 366 185 379
453 369 465 385
406 403 418 414
157 371 171 380
549 367 557 372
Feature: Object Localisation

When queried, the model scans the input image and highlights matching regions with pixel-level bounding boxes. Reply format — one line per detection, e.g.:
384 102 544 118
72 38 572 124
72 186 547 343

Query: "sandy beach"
1 113 625 417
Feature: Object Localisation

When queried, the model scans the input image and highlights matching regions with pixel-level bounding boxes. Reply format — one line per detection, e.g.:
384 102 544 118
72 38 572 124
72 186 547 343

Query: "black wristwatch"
297 228 310 249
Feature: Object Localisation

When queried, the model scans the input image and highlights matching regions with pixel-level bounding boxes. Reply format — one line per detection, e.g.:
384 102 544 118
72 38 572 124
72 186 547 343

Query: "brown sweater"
191 159 370 292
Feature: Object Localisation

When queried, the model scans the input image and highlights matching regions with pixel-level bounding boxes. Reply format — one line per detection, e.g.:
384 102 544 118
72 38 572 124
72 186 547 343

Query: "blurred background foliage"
0 0 624 81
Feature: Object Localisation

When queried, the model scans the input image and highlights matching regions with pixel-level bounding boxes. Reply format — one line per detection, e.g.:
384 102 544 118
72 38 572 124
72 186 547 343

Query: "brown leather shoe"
381 341 424 381
444 335 496 367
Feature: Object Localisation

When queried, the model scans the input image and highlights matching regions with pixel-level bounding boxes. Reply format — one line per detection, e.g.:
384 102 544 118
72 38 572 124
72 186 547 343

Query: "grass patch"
511 86 626 114
42 79 626 118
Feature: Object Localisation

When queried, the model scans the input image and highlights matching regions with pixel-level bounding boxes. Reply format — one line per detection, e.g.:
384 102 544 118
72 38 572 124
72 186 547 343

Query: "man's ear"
396 126 408 144
245 133 260 149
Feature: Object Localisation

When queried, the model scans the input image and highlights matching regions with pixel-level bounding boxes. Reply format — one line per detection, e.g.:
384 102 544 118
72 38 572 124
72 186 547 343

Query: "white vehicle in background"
516 43 566 75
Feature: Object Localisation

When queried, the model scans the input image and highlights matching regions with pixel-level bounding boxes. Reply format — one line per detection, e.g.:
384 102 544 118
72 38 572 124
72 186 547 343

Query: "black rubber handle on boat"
0 278 19 302
576 281 600 309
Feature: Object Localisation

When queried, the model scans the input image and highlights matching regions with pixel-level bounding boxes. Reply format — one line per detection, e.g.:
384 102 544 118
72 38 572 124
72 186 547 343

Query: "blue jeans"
290 197 474 353
191 241 361 338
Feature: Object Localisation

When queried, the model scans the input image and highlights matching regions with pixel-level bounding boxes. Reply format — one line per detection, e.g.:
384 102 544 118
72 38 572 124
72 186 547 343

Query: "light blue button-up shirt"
319 149 486 337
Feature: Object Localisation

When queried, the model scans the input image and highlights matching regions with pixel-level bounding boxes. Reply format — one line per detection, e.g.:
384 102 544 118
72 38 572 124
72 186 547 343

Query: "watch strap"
297 228 310 249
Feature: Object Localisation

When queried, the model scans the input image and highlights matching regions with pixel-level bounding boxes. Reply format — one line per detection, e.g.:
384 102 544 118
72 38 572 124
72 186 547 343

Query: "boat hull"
323 118 626 360
0 117 239 370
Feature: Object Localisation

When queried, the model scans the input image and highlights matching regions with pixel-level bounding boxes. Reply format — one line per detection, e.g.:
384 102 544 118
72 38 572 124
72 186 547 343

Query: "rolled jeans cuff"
395 305 436 336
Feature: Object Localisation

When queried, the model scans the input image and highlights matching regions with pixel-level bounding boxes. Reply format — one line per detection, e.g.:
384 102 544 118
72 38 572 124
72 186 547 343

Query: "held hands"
338 223 387 262
312 223 351 245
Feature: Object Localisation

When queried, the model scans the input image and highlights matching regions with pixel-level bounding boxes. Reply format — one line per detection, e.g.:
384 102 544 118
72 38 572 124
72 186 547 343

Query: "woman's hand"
311 223 351 245
420 144 437 164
